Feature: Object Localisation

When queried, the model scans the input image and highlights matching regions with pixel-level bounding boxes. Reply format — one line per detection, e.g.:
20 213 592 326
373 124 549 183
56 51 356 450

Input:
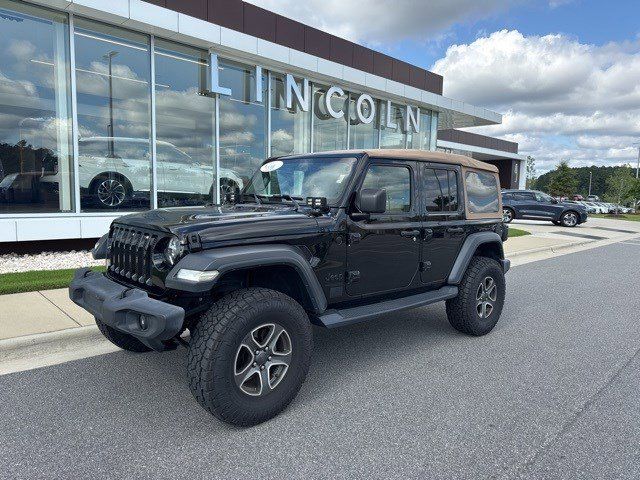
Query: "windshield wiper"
279 194 303 211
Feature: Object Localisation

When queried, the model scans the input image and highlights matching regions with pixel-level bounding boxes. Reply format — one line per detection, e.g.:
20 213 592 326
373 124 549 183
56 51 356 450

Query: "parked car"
70 149 510 426
40 137 244 208
502 189 588 227
572 194 584 201
587 195 600 201
584 202 607 214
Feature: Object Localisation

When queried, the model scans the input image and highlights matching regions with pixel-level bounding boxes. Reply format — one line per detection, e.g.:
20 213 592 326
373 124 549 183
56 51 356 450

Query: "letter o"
356 94 375 124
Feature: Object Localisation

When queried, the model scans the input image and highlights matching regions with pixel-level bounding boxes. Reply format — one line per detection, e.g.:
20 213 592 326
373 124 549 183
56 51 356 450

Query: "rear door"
420 164 465 286
345 160 421 297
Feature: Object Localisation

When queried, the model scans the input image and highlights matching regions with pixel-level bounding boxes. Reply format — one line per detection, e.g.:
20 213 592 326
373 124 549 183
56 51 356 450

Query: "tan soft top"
302 149 498 173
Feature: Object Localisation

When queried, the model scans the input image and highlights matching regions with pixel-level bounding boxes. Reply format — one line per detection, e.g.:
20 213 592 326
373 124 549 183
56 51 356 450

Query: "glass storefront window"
154 40 215 207
348 94 380 149
218 60 267 195
380 102 406 149
74 19 151 211
270 73 310 157
312 84 348 152
407 111 432 150
0 0 73 214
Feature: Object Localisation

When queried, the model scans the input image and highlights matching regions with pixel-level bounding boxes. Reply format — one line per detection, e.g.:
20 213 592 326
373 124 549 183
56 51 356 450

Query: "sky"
247 0 640 174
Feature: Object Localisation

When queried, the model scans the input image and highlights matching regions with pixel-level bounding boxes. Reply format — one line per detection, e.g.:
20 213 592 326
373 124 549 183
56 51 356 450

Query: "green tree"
525 155 537 189
548 160 578 197
605 165 637 206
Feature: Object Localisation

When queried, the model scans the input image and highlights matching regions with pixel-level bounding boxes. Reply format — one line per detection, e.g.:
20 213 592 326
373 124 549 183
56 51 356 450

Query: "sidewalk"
1 216 639 345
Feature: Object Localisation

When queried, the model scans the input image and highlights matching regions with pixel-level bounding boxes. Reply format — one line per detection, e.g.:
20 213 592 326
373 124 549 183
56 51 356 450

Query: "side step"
315 285 458 329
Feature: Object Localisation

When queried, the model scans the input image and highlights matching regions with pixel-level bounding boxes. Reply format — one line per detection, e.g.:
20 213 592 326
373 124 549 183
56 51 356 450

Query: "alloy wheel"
563 212 578 227
476 276 497 319
97 179 126 207
234 323 292 397
503 208 513 223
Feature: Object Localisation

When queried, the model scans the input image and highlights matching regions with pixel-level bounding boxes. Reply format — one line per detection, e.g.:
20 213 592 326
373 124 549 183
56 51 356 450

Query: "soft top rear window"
465 170 499 214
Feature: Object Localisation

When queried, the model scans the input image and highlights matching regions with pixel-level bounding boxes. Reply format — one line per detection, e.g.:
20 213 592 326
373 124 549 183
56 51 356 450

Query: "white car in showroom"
42 137 243 208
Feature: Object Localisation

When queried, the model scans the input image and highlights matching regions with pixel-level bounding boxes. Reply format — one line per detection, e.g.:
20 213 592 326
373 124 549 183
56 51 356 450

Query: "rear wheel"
91 174 130 208
95 318 151 352
187 288 312 427
560 211 579 227
502 207 515 223
446 256 506 336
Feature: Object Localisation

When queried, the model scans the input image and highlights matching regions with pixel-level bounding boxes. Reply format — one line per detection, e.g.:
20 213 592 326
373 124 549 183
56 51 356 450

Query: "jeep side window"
361 164 411 213
424 168 459 212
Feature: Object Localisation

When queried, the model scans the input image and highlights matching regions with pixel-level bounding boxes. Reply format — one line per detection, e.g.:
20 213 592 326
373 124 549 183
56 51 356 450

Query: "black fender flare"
447 232 506 285
165 244 327 313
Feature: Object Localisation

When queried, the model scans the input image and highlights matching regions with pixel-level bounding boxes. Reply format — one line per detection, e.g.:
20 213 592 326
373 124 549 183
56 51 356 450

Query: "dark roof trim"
148 0 443 95
438 129 519 154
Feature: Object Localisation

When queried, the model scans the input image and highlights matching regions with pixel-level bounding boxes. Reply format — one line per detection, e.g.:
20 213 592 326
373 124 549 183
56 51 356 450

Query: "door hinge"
348 233 361 245
346 270 361 284
419 261 432 271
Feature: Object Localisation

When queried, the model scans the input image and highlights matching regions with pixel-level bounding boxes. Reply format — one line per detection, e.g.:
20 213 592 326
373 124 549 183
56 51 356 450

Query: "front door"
420 164 466 285
346 160 421 297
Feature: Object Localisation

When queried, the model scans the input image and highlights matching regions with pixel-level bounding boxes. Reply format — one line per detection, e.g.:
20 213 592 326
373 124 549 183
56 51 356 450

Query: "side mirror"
356 188 387 214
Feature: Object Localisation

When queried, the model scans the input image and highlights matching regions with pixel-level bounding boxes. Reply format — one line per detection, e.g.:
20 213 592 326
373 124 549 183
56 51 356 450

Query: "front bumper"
69 268 184 351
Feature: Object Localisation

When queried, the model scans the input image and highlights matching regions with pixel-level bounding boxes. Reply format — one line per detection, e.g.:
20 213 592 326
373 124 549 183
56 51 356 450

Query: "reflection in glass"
465 170 499 213
74 19 151 211
312 84 348 152
348 94 380 149
0 0 73 213
219 60 266 194
270 74 310 157
407 111 432 150
245 156 356 205
154 41 215 207
380 103 406 149
362 165 411 213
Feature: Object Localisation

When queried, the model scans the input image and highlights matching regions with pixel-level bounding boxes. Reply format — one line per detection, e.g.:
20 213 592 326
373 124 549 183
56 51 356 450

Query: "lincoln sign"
207 53 423 133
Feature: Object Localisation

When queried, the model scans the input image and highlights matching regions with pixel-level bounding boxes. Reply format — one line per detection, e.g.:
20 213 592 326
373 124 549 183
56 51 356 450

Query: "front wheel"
560 211 579 227
187 288 312 427
446 256 506 336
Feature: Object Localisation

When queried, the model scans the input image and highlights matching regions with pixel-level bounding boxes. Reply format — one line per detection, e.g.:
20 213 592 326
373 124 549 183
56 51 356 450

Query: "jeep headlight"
164 237 183 266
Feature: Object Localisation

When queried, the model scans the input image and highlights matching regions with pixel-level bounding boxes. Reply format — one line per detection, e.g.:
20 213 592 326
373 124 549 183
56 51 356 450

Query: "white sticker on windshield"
336 174 347 184
260 160 283 173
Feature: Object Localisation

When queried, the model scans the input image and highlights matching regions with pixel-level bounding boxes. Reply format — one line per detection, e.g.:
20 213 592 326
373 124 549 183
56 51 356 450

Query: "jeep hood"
114 205 320 243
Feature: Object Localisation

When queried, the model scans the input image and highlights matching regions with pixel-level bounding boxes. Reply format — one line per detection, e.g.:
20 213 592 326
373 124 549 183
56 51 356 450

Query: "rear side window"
361 165 411 213
424 167 459 213
465 170 499 214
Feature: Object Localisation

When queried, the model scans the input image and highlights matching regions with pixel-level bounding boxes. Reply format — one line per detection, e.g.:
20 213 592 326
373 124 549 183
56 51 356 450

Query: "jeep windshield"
242 155 358 205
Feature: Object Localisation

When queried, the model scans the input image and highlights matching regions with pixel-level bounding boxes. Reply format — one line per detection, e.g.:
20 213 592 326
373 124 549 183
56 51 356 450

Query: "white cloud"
245 0 521 44
432 30 640 172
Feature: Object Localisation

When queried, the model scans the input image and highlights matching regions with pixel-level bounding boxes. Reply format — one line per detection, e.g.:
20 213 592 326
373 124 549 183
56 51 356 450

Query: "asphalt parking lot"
1 240 640 479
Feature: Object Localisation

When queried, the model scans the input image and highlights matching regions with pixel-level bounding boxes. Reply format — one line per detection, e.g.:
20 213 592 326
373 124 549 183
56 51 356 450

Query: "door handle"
446 227 465 235
400 229 421 238
424 228 434 239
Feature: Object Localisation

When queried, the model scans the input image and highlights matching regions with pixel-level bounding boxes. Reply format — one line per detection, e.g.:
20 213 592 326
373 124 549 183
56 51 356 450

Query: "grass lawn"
508 227 531 238
0 266 105 295
592 213 640 222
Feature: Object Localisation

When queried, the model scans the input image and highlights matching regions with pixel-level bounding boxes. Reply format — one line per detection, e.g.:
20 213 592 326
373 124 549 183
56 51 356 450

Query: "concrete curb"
507 239 594 258
0 325 99 355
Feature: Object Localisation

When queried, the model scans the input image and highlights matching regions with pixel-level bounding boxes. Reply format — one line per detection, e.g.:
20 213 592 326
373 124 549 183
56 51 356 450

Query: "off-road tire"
446 256 505 336
187 288 313 427
95 318 152 352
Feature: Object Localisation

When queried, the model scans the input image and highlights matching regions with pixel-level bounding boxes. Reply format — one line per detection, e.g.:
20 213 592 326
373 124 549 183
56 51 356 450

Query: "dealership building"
0 0 525 243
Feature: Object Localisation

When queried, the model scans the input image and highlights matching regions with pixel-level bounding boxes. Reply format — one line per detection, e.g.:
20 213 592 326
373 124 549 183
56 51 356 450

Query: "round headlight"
164 237 183 265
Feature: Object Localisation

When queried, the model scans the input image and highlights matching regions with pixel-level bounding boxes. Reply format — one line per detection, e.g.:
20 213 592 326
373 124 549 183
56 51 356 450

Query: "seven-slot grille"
108 225 162 287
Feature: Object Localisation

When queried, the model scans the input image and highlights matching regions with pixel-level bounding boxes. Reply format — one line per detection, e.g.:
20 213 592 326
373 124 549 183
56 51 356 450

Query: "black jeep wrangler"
70 150 510 426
